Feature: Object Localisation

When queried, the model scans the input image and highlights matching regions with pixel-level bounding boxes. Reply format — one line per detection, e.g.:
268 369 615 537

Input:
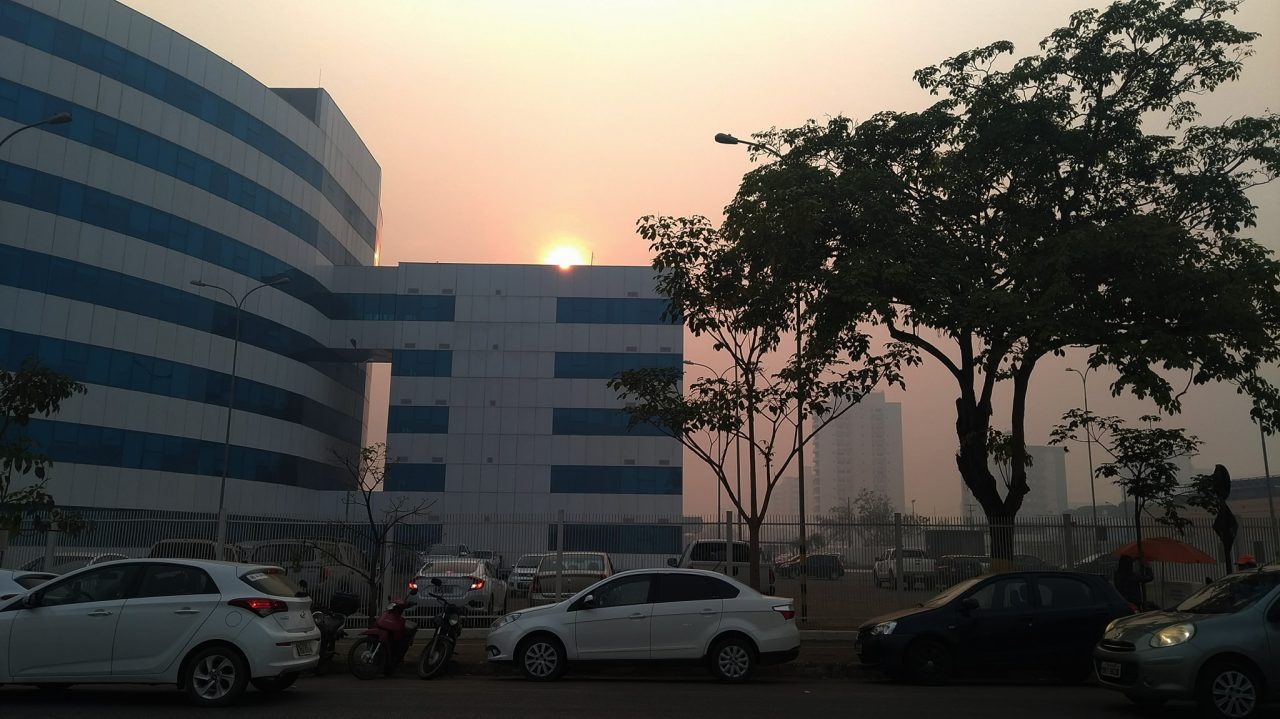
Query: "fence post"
724 511 733 579
42 522 58 571
894 512 904 605
555 509 564 601
1061 513 1076 568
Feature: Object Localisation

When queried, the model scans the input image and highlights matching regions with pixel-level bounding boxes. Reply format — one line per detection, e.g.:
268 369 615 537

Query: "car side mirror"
582 594 596 609
23 593 40 609
959 597 980 615
666 558 677 567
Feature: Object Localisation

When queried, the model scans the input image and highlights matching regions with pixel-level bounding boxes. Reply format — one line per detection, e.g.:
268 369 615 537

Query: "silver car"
411 558 508 615
1093 565 1280 718
509 553 547 597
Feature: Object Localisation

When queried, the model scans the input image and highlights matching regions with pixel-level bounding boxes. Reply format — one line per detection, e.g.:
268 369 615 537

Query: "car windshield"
419 559 479 574
924 577 983 607
901 549 925 558
1177 571 1280 615
538 555 605 572
516 555 544 568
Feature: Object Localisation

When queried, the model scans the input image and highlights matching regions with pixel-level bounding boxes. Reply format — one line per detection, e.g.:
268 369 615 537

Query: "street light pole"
1261 422 1278 556
1066 367 1099 530
190 277 290 551
0 112 72 151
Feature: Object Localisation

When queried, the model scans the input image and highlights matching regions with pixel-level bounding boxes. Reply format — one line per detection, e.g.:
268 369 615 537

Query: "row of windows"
386 406 450 434
1 0 378 247
555 297 676 325
551 408 668 437
0 80 360 267
383 463 446 492
547 524 683 555
389 350 452 377
549 465 682 495
553 352 682 379
0 328 362 446
0 244 366 394
23 418 352 490
335 294 455 322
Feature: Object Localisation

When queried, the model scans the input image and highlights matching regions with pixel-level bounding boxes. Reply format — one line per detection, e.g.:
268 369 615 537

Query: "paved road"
0 671 1214 718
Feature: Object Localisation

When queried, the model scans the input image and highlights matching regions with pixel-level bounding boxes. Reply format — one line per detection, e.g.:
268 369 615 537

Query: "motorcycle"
415 577 464 679
348 589 419 679
312 590 358 675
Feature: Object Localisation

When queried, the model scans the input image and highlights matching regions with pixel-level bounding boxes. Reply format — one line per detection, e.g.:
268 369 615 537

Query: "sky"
121 0 1280 517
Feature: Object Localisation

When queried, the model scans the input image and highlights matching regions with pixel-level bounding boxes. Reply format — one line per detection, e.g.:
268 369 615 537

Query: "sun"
544 245 586 270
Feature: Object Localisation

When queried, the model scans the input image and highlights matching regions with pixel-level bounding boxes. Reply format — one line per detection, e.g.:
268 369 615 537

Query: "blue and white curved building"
1 0 682 520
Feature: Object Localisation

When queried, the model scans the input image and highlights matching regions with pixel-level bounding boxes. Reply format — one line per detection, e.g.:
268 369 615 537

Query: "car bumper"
485 623 522 663
854 632 911 670
760 645 800 666
1093 645 1200 700
242 629 323 677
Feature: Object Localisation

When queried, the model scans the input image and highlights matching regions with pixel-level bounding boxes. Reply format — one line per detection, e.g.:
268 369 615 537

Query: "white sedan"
487 568 799 682
0 559 319 706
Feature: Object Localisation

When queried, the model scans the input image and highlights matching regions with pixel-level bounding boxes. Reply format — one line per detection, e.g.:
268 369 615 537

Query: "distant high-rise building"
771 475 801 518
809 393 905 514
964 445 1068 517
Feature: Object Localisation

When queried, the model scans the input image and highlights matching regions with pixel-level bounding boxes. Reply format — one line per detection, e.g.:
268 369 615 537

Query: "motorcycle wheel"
347 638 385 680
417 635 455 680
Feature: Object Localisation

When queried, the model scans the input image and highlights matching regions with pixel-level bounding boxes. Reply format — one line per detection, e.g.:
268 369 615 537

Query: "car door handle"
174 608 201 615
699 609 717 615
87 610 114 617
628 613 646 620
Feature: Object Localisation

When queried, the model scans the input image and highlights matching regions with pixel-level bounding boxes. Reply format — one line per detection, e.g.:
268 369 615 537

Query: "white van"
668 540 775 594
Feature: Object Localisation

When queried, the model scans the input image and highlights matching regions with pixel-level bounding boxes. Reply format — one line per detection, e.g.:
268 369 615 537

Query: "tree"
1051 411 1202 577
609 217 914 590
821 488 896 548
0 357 87 561
713 0 1280 558
309 443 434 615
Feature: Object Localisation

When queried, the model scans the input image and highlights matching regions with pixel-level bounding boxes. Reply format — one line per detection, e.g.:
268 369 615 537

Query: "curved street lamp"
189 276 291 551
0 112 72 151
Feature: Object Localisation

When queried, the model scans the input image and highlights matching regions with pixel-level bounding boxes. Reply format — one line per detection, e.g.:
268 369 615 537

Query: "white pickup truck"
872 548 936 589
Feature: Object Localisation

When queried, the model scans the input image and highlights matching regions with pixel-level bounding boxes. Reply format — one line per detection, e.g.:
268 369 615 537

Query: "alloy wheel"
192 654 237 700
718 645 751 679
1211 670 1257 718
524 641 559 678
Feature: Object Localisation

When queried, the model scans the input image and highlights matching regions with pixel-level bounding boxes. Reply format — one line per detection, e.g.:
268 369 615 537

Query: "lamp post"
1261 422 1278 556
0 112 72 151
1066 367 1100 532
716 131 809 619
190 276 290 551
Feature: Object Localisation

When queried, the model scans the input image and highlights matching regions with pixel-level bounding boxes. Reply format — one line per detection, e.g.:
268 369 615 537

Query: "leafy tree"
1051 411 1202 575
712 0 1280 558
310 443 434 615
0 358 87 561
821 488 896 548
609 217 914 590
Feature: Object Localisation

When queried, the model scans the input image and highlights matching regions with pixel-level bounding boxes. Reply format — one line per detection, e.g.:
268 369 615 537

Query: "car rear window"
252 543 317 563
240 568 305 597
539 555 605 572
16 574 54 589
419 559 479 574
900 549 926 558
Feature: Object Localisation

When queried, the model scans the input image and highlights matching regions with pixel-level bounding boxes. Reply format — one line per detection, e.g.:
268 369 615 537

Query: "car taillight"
408 580 418 591
1126 602 1139 614
469 577 485 591
229 598 289 617
773 604 795 621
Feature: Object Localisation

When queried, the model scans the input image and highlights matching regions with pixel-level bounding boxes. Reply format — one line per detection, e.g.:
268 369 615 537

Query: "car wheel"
904 638 953 685
183 645 249 707
250 673 298 693
517 634 566 681
1198 660 1263 719
708 636 757 683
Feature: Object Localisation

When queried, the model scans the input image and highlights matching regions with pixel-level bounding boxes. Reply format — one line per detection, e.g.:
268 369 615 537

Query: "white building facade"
809 392 905 515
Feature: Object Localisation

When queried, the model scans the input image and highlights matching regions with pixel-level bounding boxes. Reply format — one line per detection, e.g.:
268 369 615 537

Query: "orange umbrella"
1110 536 1216 564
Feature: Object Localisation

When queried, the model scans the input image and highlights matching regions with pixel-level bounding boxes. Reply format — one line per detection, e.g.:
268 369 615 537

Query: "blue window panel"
334 294 456 322
0 245 365 394
0 0 378 249
390 350 452 377
20 419 351 490
387 406 450 434
546 524 683 555
551 408 668 437
553 352 682 379
0 329 362 446
549 466 682 495
383 464 446 492
555 297 675 325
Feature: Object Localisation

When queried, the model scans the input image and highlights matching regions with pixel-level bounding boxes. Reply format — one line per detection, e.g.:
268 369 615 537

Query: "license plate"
295 640 316 657
1099 661 1122 678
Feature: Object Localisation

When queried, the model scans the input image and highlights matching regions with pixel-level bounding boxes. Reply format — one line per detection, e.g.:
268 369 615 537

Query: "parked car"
936 555 986 585
0 569 57 602
488 568 799 682
248 539 361 603
669 540 776 594
1069 551 1120 579
411 557 508 615
148 539 245 562
422 543 470 560
873 548 936 589
777 553 846 580
1012 554 1052 571
19 552 129 573
470 549 506 576
1094 565 1280 718
510 553 548 597
529 552 614 604
0 559 318 706
856 570 1132 683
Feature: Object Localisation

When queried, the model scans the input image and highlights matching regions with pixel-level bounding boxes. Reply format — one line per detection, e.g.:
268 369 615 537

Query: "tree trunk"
1133 502 1146 606
746 519 763 592
954 395 1013 560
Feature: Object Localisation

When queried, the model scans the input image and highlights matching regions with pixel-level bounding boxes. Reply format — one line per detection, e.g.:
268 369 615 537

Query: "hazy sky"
121 0 1280 516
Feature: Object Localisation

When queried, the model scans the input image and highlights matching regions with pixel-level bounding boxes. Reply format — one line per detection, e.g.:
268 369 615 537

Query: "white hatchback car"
0 559 319 706
487 568 799 682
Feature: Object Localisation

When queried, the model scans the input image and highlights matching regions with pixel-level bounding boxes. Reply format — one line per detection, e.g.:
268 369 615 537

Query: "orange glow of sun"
544 245 586 270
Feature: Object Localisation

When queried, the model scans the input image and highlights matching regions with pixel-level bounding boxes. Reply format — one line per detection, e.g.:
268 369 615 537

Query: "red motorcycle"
348 589 419 679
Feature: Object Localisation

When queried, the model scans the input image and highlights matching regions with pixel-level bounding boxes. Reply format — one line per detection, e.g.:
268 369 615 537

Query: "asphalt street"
0 671 1221 718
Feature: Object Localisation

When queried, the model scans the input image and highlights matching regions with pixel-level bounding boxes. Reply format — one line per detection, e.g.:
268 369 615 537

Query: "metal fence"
2 508 1275 629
